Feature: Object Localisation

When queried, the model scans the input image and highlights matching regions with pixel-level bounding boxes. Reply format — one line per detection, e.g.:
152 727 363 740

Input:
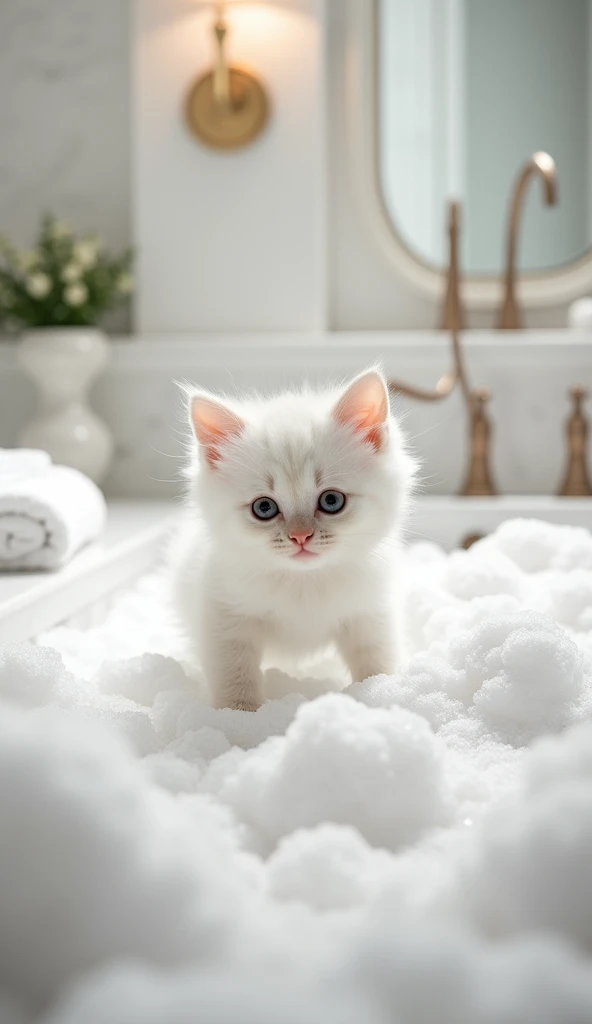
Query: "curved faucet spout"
498 151 558 329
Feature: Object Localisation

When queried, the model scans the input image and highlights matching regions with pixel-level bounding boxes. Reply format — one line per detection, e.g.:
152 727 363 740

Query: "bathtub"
1 497 591 642
412 495 592 550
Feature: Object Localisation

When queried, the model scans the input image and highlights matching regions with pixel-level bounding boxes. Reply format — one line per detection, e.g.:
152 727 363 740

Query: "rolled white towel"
0 448 52 488
0 465 107 571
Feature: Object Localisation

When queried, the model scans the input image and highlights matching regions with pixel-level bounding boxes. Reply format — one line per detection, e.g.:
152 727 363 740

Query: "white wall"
134 0 326 333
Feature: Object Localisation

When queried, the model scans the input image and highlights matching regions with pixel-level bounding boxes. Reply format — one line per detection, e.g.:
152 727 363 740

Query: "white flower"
63 282 89 307
116 272 133 294
17 250 39 272
73 239 99 270
61 261 83 283
49 220 72 240
26 272 52 299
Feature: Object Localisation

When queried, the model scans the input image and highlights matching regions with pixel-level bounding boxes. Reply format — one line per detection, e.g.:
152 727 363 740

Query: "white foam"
2 517 592 1021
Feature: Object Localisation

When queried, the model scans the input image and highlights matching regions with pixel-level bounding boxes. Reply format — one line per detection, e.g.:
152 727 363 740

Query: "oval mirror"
376 0 592 294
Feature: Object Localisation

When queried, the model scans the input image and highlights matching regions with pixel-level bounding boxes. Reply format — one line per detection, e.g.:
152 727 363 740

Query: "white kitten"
170 369 416 710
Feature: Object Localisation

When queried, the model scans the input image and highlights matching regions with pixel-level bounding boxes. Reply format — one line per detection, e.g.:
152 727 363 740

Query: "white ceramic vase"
18 328 114 484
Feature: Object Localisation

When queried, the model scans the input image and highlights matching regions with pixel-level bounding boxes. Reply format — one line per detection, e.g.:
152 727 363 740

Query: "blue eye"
252 496 279 520
318 490 346 514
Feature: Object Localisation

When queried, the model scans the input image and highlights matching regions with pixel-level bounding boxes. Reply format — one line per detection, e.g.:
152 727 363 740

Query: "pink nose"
289 528 314 546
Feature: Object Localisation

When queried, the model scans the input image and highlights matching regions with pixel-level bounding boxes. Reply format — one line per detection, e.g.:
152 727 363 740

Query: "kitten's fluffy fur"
171 370 416 710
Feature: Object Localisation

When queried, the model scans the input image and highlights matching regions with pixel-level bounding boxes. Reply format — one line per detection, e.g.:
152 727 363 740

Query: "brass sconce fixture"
185 2 270 150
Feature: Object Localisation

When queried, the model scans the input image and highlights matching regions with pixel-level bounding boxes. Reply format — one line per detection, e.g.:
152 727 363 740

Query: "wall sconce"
185 1 270 150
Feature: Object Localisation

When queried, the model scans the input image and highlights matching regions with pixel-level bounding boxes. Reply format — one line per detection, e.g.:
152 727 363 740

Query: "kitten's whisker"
149 444 187 461
400 525 439 544
406 414 453 445
415 471 448 485
414 480 450 494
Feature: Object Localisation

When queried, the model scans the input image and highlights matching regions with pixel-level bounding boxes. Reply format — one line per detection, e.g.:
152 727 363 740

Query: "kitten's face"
189 371 414 571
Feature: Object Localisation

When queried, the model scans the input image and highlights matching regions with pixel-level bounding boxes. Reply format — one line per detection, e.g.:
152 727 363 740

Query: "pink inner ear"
333 372 389 450
190 395 244 467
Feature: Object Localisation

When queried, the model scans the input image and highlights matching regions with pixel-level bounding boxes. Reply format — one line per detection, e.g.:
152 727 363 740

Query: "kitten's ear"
333 370 390 451
190 392 245 468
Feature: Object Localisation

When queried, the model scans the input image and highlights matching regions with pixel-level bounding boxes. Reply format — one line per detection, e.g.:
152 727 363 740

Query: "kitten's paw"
213 696 262 712
352 664 396 684
230 698 261 713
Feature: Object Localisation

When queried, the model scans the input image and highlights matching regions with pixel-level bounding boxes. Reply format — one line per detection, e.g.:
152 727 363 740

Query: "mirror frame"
345 0 592 310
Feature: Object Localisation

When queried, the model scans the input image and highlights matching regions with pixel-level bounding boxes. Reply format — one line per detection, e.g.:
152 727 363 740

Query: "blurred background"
0 0 591 526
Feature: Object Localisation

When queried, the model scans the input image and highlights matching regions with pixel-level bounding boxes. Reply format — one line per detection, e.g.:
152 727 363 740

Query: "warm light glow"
224 5 309 55
179 0 313 149
194 0 297 7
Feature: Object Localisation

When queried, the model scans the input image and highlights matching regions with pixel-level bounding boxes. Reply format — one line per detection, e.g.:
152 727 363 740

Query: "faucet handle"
459 387 498 497
557 385 592 496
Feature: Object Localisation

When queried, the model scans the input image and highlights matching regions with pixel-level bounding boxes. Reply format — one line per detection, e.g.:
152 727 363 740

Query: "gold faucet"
389 199 497 497
441 200 464 332
460 387 497 497
498 152 558 329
